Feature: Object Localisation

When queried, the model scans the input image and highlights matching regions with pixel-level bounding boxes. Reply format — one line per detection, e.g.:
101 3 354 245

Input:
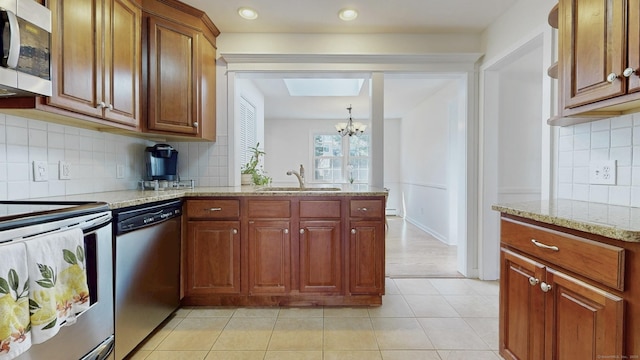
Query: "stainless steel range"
0 201 114 360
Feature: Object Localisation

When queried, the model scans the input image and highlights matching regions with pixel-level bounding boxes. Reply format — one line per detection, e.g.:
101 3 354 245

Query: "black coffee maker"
145 144 178 181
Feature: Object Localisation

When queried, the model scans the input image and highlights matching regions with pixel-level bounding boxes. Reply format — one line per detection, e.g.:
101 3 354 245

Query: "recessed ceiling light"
338 8 358 21
238 7 258 20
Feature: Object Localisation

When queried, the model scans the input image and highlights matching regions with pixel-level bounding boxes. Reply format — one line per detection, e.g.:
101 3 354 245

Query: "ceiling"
180 0 519 121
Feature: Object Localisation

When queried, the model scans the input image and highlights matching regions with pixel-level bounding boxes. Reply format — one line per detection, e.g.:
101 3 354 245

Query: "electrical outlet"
116 164 125 179
33 161 48 182
59 161 71 180
589 160 616 185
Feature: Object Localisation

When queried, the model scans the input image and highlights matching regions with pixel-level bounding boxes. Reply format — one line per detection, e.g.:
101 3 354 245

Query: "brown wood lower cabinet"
499 215 628 360
186 221 240 295
248 220 291 294
182 196 386 306
350 220 385 294
299 220 342 293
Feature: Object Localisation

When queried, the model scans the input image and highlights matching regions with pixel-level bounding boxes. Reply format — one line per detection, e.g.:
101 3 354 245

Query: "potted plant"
241 143 272 186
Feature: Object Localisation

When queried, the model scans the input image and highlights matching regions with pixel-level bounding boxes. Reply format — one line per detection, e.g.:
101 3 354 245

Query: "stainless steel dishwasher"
112 199 182 359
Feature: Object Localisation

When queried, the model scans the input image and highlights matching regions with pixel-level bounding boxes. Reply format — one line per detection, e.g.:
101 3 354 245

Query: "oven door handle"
82 213 113 235
1 9 20 68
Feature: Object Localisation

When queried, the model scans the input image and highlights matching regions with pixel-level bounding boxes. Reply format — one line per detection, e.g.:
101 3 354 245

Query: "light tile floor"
126 277 502 360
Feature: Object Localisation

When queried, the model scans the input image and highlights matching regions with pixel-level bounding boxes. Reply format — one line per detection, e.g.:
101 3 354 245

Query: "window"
239 96 257 166
312 134 370 184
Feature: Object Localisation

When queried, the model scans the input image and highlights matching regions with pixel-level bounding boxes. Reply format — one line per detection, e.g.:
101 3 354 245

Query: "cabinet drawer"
248 200 291 218
187 200 240 219
350 199 384 219
300 200 341 218
501 218 625 290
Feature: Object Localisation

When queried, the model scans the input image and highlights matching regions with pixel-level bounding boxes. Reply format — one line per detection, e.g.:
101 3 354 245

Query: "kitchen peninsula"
44 185 388 307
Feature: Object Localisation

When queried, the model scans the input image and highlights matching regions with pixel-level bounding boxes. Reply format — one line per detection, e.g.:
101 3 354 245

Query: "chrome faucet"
286 164 305 188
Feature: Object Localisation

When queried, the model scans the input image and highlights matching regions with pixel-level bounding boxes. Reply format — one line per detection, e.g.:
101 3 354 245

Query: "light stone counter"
492 199 640 243
37 185 388 210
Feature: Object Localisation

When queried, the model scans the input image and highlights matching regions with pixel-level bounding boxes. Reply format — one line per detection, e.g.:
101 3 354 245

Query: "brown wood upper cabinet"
142 0 218 141
556 0 640 121
46 0 141 128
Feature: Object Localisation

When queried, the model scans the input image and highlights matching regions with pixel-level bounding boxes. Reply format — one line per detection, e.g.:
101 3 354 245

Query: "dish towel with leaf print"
24 228 90 345
0 242 32 360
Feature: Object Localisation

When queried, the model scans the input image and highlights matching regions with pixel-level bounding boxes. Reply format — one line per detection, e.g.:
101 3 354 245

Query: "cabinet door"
47 0 103 117
560 0 626 109
299 220 342 293
146 16 198 135
198 35 216 141
103 0 141 127
248 220 291 294
499 249 545 360
627 0 640 93
349 220 384 294
544 269 624 360
186 221 240 295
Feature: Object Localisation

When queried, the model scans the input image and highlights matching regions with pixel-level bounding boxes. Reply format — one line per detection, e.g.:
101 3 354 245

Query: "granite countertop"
492 199 640 243
36 185 388 210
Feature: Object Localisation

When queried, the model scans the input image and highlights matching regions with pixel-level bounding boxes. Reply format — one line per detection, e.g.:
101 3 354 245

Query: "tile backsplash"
557 114 640 207
0 113 229 200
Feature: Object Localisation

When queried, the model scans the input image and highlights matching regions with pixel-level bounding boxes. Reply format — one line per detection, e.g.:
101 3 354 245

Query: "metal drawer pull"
358 207 368 211
233 229 238 234
351 229 356 234
284 229 289 234
208 207 222 211
300 229 305 234
531 239 559 251
540 282 552 292
528 277 539 286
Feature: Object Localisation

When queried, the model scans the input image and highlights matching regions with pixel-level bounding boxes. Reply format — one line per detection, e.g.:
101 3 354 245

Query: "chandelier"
335 105 366 137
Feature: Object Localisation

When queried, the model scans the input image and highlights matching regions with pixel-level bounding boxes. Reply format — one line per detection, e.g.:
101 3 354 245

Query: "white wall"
481 0 558 63
400 81 459 244
218 33 482 55
264 118 373 186
0 113 147 199
383 118 402 214
557 115 640 206
498 67 543 203
0 111 232 199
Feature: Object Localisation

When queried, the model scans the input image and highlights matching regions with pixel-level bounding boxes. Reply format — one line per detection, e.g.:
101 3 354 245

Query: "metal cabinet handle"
233 229 238 234
96 101 106 109
193 122 199 128
351 229 356 234
107 104 113 110
208 207 222 211
528 277 539 286
300 229 305 234
531 239 559 252
540 282 552 292
284 229 289 234
358 207 368 212
607 72 619 83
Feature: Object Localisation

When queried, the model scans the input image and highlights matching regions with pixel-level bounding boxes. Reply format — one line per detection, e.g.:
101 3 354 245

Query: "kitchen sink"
255 186 342 192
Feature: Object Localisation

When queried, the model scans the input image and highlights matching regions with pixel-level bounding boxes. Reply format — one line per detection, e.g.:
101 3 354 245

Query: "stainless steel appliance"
112 199 182 359
0 0 51 97
0 201 114 360
144 144 178 181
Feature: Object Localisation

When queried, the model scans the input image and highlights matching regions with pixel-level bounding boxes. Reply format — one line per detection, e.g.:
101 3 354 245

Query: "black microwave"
0 0 51 96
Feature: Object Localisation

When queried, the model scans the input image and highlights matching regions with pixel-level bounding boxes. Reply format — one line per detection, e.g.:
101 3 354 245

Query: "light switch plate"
589 160 616 185
59 161 71 180
116 164 125 179
33 161 48 182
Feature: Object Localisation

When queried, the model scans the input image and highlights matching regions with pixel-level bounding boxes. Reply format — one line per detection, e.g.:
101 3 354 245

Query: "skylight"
283 79 365 97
